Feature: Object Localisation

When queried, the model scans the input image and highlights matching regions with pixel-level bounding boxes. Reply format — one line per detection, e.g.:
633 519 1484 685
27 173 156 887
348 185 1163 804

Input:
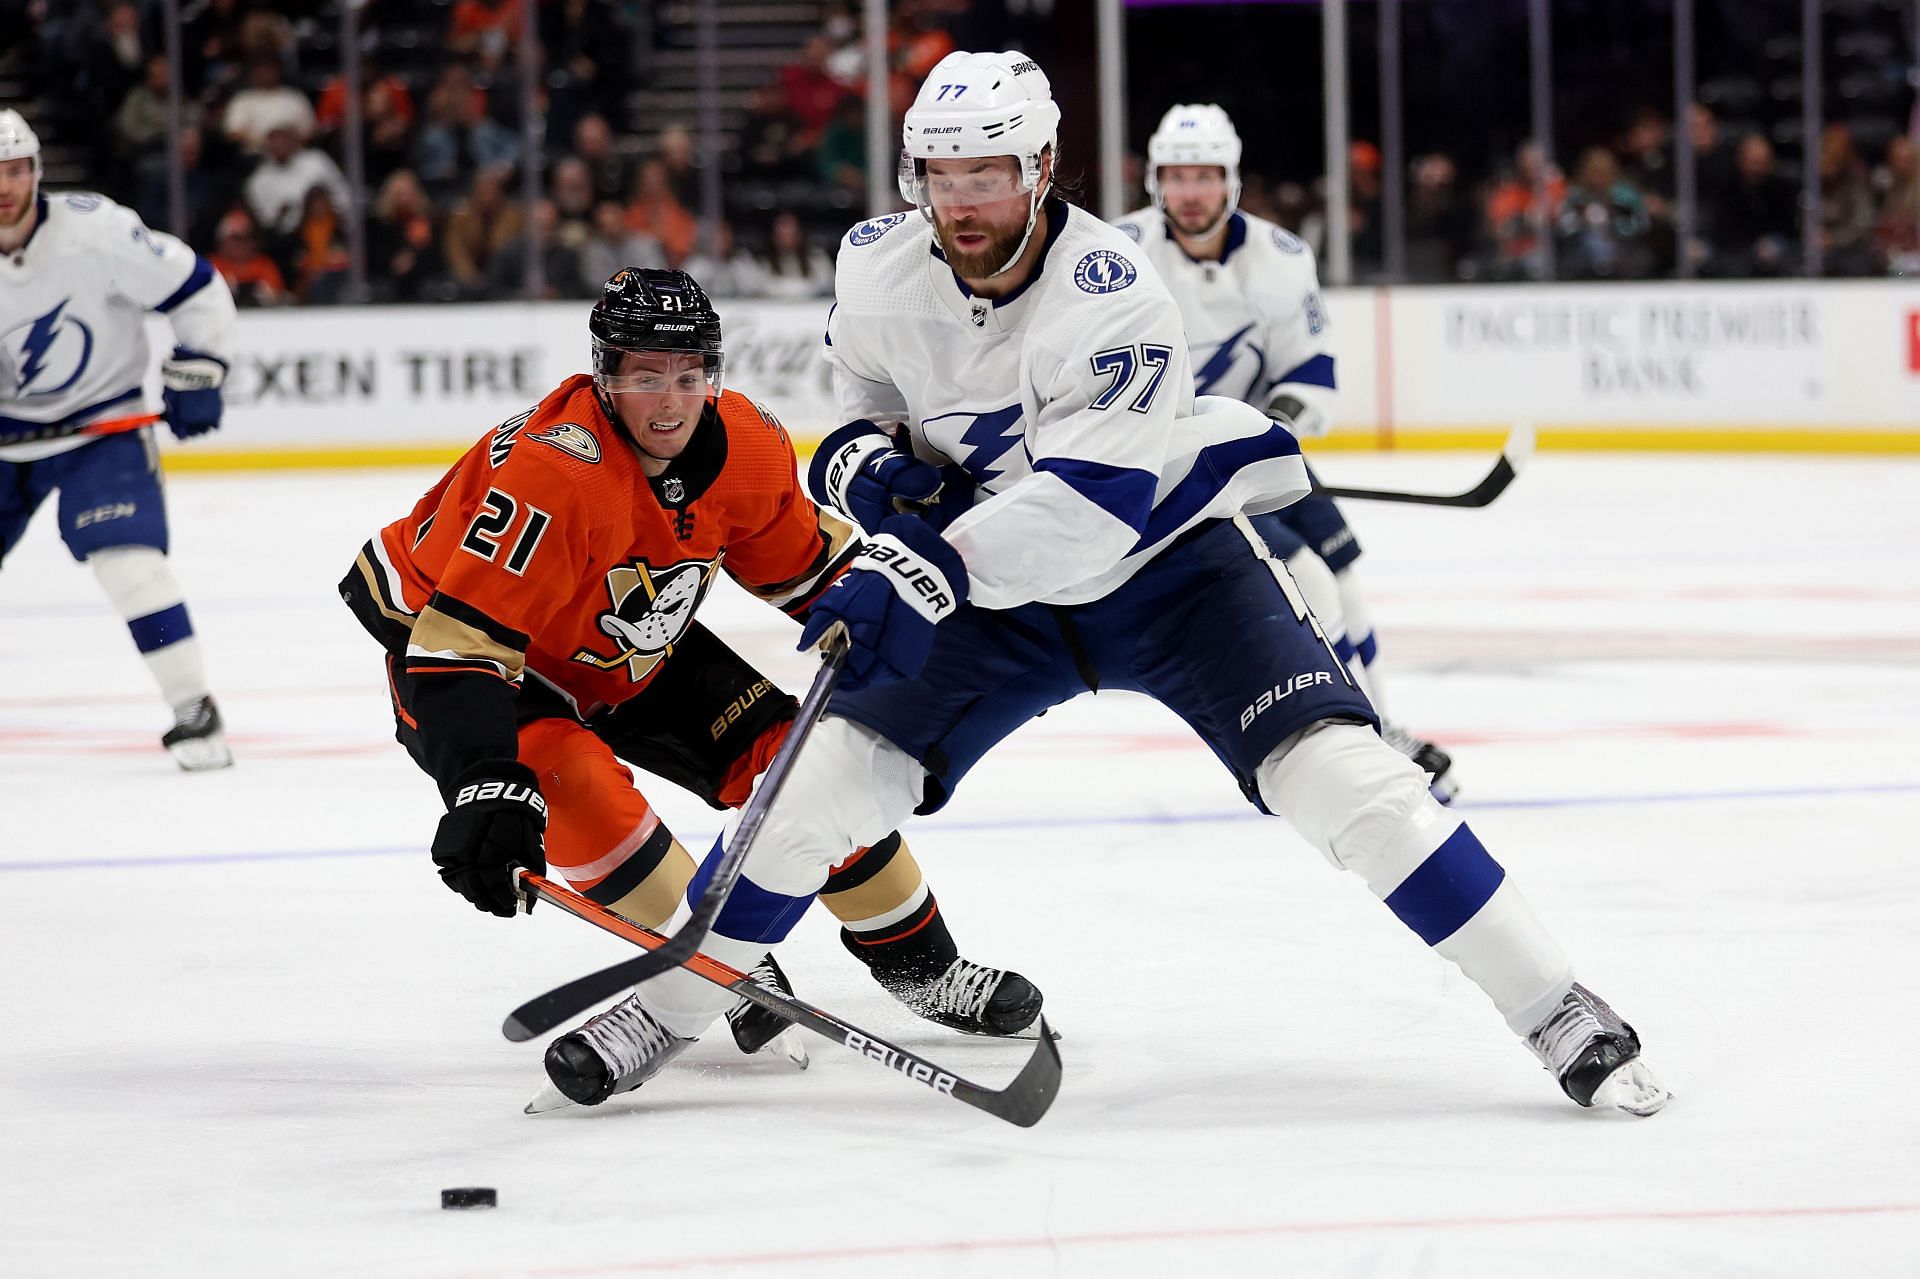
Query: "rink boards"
144 278 1920 469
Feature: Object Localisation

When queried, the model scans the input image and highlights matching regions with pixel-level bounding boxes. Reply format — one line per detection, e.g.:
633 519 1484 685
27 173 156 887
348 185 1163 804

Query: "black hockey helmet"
588 267 725 407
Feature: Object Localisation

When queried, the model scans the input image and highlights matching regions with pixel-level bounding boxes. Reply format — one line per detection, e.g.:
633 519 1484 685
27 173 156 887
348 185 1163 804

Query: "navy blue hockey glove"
808 419 945 533
798 515 968 692
160 347 227 440
430 760 548 918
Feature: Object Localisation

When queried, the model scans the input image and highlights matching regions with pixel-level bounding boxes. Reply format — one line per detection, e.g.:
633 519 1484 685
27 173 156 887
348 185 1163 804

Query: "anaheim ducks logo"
572 557 719 682
528 421 601 464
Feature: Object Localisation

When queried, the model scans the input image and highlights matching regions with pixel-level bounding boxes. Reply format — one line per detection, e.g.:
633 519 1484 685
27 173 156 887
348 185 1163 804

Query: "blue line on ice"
5 781 1916 872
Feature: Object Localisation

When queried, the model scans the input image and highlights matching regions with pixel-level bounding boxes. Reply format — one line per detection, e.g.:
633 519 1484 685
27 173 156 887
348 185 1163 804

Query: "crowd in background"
4 0 1917 308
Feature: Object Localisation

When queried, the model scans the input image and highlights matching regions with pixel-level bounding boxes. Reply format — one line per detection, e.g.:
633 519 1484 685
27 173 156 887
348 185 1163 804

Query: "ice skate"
527 992 693 1113
726 953 809 1068
162 695 233 771
872 956 1047 1039
1381 720 1456 805
1525 983 1670 1116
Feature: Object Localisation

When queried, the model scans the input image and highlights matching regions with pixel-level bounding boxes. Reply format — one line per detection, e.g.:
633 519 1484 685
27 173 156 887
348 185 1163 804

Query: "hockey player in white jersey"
1117 104 1455 801
529 52 1669 1118
0 110 236 769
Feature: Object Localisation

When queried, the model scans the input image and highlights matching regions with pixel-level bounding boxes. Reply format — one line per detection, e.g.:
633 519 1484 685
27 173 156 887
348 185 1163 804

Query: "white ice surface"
3 451 1917 1277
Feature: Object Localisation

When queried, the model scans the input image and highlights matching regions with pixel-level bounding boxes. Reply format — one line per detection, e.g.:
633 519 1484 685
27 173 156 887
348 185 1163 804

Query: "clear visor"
902 155 1034 211
592 338 724 399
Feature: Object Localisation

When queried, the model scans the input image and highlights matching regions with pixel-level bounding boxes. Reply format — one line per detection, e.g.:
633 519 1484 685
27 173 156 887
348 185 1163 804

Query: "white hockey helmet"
0 108 42 174
1146 104 1242 233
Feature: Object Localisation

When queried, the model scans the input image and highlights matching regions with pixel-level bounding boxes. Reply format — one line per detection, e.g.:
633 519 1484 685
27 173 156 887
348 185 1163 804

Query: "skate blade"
523 1080 577 1115
771 1026 810 1070
1591 1058 1671 1117
957 1020 1062 1043
168 734 234 772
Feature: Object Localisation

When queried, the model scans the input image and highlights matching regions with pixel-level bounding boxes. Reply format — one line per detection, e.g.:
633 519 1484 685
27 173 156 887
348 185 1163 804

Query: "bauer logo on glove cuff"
453 780 549 816
857 535 958 620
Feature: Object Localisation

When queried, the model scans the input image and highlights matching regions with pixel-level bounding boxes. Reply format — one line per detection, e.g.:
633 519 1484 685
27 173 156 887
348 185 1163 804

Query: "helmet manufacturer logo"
1072 250 1138 295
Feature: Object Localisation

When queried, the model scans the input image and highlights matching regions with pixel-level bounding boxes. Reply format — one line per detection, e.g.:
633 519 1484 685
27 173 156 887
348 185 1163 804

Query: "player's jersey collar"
644 397 729 511
1164 209 1247 267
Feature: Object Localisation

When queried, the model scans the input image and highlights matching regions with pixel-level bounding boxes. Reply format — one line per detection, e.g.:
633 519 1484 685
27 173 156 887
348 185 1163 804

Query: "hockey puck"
441 1187 497 1210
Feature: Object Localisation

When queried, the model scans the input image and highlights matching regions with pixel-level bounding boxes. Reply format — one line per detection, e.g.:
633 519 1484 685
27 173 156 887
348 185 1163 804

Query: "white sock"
88 546 211 714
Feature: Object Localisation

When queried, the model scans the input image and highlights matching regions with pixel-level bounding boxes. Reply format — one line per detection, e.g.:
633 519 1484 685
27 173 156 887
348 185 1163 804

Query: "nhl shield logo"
1073 250 1137 295
662 476 686 504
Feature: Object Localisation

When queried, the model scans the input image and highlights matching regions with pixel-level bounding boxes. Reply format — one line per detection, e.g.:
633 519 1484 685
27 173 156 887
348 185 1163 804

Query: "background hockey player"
1116 104 1456 801
587 53 1670 1118
0 109 235 770
338 268 1042 1109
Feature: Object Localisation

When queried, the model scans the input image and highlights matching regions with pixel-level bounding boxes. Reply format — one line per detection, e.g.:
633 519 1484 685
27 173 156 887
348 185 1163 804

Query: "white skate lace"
579 996 678 1082
1526 984 1627 1076
922 959 1001 1023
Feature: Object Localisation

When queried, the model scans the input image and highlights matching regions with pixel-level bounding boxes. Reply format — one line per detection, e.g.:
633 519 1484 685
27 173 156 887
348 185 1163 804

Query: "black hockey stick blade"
589 638 848 988
502 953 654 1042
1312 422 1535 507
514 870 1063 1127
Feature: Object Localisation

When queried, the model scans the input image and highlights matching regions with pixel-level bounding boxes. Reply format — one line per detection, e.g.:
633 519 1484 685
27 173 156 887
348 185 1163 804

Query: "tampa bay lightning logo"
923 403 1024 485
1114 220 1143 244
1271 226 1307 255
848 212 909 246
1073 250 1137 294
4 299 95 397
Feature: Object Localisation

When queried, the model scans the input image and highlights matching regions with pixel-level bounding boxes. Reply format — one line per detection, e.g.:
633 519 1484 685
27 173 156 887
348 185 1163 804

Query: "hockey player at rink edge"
0 109 235 769
338 268 1045 1110
603 52 1672 1117
1117 103 1458 804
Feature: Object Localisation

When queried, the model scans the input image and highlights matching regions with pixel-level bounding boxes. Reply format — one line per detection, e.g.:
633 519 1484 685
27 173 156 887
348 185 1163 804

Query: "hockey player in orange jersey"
340 269 1043 1104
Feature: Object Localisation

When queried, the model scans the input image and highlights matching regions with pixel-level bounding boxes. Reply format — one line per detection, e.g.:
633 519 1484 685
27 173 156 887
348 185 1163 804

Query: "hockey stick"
0 412 162 448
513 869 1062 1127
600 635 848 988
1311 422 1535 507
503 953 657 1041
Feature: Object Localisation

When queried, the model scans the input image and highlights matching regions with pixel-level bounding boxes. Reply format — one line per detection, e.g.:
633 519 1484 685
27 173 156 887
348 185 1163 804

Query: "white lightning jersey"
826 203 1308 610
1113 208 1336 436
1 192 236 462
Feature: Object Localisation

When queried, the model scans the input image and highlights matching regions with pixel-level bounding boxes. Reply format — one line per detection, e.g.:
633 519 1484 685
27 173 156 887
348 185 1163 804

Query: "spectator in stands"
1405 151 1471 281
683 218 760 297
1873 135 1919 274
1706 132 1797 277
180 0 248 108
210 210 289 308
655 124 701 208
224 56 316 156
1618 106 1675 214
443 164 525 297
579 202 666 290
625 157 697 268
416 63 519 203
450 0 523 58
71 1 144 131
357 77 419 191
293 185 352 304
541 0 633 140
244 122 350 238
1687 102 1735 196
1347 139 1385 279
368 170 447 304
551 156 598 245
112 53 173 160
1817 124 1880 277
315 57 417 136
737 86 813 187
778 36 851 147
572 114 632 204
135 126 227 247
486 198 591 301
751 211 834 300
1483 138 1564 278
816 95 867 197
1556 146 1654 279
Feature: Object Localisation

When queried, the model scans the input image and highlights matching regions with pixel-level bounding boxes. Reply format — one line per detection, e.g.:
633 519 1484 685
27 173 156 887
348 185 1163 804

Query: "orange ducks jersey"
342 374 857 794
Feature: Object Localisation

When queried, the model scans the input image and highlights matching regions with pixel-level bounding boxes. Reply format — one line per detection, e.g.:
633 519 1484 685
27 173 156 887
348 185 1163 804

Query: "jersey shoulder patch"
527 420 602 464
60 192 105 214
846 212 909 247
1072 249 1139 294
1270 226 1307 255
1113 219 1144 244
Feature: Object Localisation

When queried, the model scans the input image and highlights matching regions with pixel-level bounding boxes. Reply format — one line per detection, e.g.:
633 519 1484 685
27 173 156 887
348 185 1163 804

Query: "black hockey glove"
430 760 548 917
